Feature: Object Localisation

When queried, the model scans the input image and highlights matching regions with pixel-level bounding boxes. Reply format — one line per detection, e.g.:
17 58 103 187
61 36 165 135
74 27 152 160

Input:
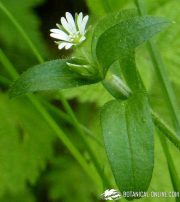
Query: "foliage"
0 94 55 195
0 0 179 201
101 92 154 196
46 157 99 202
10 59 100 97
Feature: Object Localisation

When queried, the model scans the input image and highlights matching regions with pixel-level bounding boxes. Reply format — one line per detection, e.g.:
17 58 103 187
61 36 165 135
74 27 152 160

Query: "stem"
135 0 180 198
41 97 103 146
28 95 97 182
58 93 110 187
0 1 43 64
135 0 180 135
0 48 97 184
159 133 180 198
0 49 18 79
104 58 180 150
152 112 180 151
0 2 107 186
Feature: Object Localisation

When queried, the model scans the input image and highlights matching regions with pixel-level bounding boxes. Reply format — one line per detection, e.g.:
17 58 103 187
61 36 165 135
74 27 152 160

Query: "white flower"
50 12 89 50
100 189 121 200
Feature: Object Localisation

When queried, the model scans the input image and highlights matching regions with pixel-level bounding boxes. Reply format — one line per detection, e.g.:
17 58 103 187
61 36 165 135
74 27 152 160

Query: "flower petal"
77 12 83 32
79 15 89 35
79 36 86 42
58 42 68 49
65 43 73 49
61 17 73 34
50 29 68 36
50 32 69 42
65 12 77 33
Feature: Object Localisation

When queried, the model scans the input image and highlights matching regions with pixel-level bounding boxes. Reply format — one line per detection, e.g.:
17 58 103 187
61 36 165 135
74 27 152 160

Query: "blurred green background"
0 0 179 201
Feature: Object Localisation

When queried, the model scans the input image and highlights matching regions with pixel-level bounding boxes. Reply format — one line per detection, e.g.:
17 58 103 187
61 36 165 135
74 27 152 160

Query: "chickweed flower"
50 12 89 50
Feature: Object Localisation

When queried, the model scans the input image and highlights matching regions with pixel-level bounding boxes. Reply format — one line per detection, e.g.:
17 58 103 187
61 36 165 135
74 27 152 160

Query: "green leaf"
101 92 154 197
96 16 170 75
10 60 99 98
0 94 55 195
92 9 137 61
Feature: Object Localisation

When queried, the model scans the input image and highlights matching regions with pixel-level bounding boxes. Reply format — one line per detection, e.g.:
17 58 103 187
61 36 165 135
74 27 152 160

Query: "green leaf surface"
0 94 55 195
10 60 99 98
92 9 137 60
96 16 170 74
101 92 154 197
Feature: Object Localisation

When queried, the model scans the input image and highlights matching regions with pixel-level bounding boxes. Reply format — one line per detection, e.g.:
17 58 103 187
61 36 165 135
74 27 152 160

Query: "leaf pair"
93 10 169 199
9 9 170 199
10 10 170 97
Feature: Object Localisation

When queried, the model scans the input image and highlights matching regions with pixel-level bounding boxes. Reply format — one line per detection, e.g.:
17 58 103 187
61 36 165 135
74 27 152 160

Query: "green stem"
135 0 180 135
158 133 180 199
0 2 107 185
0 1 43 64
0 48 97 184
152 112 180 151
58 93 110 187
0 49 18 79
135 0 180 199
41 97 103 146
28 95 98 180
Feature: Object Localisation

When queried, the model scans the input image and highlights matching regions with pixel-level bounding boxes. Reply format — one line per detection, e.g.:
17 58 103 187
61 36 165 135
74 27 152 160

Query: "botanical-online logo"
100 189 121 200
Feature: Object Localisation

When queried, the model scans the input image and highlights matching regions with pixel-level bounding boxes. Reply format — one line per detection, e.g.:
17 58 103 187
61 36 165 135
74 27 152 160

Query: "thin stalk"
0 2 43 64
159 133 180 201
41 98 103 146
0 48 97 184
135 0 180 135
58 93 110 187
135 1 180 199
0 2 107 186
106 58 180 150
0 49 18 78
28 95 99 182
152 112 180 151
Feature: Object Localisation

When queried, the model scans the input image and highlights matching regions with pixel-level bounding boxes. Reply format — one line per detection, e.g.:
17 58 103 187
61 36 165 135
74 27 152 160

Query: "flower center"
69 31 82 44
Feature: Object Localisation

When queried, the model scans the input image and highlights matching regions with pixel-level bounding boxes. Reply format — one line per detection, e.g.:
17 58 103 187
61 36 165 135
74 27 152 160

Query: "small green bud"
66 57 98 78
103 73 132 99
